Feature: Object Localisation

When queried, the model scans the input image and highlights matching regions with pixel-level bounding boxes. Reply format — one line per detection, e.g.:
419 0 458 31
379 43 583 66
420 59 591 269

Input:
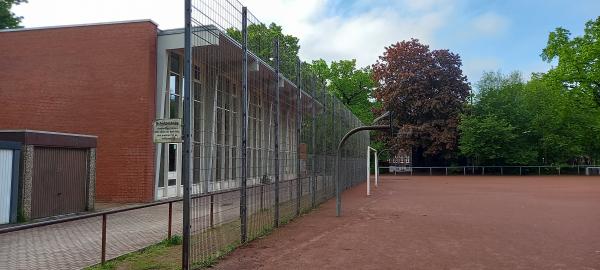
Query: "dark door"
32 147 87 219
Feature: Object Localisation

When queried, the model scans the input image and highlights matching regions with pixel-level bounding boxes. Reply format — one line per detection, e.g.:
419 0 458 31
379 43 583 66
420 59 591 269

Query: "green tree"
459 115 519 165
542 16 600 106
1 0 26 29
307 59 377 124
460 71 537 165
228 22 300 81
459 71 600 165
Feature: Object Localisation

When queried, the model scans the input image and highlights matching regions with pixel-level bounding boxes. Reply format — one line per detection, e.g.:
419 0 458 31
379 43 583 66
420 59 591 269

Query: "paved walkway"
0 202 183 270
0 181 303 270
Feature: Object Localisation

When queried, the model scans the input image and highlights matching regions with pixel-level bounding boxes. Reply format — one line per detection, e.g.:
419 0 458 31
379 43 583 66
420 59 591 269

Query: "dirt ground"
214 175 600 270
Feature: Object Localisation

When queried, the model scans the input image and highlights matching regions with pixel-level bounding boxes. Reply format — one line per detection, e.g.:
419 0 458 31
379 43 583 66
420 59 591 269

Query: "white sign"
153 119 182 143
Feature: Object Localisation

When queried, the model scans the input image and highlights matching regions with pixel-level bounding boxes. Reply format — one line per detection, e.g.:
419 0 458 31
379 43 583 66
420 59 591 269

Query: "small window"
168 144 177 172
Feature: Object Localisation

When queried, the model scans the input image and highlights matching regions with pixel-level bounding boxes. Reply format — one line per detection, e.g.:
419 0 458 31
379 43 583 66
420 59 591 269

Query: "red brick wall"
0 21 158 203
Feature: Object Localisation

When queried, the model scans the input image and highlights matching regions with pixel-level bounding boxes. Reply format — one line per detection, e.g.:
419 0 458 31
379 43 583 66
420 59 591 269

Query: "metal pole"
336 125 388 216
274 38 280 228
182 1 192 268
367 147 370 196
311 79 317 208
295 58 302 216
240 6 249 244
375 151 379 187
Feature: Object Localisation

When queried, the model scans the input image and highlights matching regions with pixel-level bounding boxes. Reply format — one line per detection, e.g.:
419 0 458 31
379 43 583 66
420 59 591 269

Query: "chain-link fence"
184 0 368 267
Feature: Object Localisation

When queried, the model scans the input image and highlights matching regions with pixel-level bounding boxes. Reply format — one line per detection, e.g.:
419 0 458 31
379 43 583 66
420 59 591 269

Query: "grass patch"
85 235 183 270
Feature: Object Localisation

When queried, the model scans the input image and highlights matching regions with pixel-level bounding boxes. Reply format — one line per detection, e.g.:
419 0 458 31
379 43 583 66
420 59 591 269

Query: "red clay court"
215 175 600 270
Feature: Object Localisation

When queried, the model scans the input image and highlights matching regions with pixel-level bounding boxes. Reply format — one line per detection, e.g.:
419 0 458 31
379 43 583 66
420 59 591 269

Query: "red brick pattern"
0 22 158 202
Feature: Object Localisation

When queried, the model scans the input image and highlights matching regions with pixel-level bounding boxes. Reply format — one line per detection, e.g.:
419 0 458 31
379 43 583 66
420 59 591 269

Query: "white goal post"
586 167 600 176
367 146 379 196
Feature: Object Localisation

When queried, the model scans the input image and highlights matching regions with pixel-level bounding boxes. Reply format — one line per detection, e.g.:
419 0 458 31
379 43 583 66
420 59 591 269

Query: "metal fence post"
538 167 541 175
274 38 281 228
182 1 192 268
311 79 317 208
239 6 249 243
519 167 522 176
295 58 302 216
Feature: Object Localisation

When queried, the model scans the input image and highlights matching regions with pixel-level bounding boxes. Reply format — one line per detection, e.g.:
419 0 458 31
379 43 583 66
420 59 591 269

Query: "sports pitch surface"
214 175 600 270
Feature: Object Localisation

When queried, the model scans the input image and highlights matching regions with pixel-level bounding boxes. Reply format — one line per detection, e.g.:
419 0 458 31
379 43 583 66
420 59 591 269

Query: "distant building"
389 149 412 173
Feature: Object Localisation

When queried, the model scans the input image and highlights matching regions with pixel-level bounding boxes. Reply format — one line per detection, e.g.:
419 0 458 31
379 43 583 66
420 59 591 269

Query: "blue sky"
13 0 600 86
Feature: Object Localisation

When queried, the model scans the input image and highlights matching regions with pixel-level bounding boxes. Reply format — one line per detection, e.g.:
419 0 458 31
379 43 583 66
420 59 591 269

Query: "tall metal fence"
184 0 368 268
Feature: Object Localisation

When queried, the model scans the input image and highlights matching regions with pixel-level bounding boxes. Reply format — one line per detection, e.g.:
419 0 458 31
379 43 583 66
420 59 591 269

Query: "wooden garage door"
32 147 88 219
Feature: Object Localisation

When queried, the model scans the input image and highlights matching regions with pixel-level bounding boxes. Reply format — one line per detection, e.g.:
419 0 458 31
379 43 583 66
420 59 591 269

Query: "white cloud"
13 0 183 29
13 0 452 68
471 12 510 36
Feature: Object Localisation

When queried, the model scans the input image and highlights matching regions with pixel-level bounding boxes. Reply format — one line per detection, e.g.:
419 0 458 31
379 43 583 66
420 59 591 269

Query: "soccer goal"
585 167 600 176
367 146 379 196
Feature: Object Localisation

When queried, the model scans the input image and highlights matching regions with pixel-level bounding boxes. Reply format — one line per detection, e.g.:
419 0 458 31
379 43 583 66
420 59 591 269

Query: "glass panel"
169 74 180 95
193 65 201 81
168 179 176 186
168 144 177 172
170 94 179 118
170 53 180 73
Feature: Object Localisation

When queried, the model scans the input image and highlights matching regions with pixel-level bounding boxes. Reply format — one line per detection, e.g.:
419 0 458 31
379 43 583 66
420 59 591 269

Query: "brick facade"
0 21 158 202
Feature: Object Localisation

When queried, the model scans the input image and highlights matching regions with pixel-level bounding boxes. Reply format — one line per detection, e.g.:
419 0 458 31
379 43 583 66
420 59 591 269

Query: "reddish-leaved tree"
373 39 470 165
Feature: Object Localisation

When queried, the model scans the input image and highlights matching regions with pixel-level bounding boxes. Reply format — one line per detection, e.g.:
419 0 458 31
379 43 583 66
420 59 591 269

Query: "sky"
12 0 600 85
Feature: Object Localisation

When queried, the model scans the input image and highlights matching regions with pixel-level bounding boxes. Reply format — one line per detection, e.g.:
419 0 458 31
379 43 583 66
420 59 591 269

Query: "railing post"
519 167 522 176
463 167 466 175
429 167 432 176
482 167 485 175
274 38 281 228
101 213 107 265
168 202 173 239
538 167 541 175
445 167 448 176
558 167 560 175
210 194 214 228
501 167 503 176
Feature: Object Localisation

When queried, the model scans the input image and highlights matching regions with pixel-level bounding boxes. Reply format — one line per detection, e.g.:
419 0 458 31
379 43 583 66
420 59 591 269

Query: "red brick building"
0 21 158 202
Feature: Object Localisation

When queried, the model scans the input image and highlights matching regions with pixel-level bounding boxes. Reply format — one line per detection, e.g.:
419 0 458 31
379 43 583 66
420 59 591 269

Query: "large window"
215 75 239 182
